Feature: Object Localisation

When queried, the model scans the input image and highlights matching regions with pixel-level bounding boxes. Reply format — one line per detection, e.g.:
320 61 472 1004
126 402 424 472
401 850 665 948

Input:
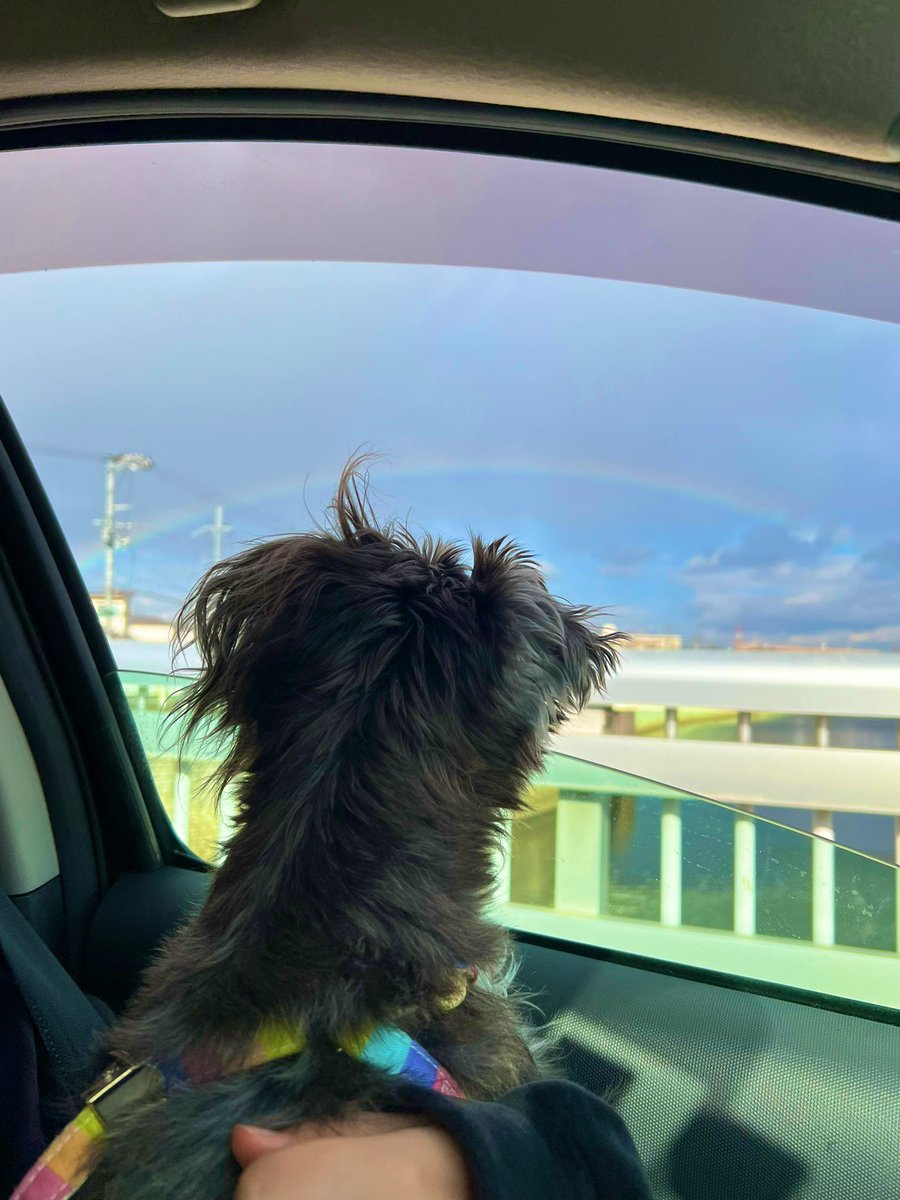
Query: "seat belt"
0 887 110 1092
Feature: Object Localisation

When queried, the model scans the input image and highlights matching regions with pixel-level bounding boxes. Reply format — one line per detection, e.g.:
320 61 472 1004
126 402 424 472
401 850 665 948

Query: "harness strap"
12 1022 464 1200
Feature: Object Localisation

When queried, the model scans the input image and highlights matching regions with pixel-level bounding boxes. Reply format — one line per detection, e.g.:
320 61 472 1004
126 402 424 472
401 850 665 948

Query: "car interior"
1 3 899 1199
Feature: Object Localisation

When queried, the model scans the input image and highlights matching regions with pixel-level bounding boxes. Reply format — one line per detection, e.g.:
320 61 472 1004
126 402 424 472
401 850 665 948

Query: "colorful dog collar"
12 1023 463 1200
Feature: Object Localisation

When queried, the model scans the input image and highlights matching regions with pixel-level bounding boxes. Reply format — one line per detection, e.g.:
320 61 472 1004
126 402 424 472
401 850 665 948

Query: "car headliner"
3 0 900 163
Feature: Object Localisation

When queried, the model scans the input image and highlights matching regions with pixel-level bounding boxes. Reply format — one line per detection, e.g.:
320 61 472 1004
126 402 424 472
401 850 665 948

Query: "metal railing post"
554 793 611 916
660 797 682 926
737 711 753 743
173 766 191 845
665 707 678 739
733 805 757 936
812 810 836 947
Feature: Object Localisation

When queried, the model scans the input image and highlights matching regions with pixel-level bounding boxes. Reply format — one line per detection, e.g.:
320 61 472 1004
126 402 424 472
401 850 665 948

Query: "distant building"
628 633 683 651
90 591 172 644
732 628 872 654
127 614 172 644
90 592 130 638
598 624 682 651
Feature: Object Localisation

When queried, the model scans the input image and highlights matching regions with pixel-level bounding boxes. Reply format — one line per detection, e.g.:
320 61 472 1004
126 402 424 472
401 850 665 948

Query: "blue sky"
1 256 899 648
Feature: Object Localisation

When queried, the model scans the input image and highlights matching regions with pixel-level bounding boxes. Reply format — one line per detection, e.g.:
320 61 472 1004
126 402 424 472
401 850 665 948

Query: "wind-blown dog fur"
78 459 623 1199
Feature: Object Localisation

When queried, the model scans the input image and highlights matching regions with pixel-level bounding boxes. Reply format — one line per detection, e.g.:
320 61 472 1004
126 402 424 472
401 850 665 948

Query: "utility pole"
193 503 232 563
94 452 153 630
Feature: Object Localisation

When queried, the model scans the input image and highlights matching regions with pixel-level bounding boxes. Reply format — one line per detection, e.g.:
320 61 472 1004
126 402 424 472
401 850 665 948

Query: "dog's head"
168 457 624 1015
174 458 622 825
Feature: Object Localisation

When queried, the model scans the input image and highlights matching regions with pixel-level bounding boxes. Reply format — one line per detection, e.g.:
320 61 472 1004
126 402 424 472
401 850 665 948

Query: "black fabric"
81 867 210 1015
396 1079 653 1200
0 970 46 1198
0 887 109 1091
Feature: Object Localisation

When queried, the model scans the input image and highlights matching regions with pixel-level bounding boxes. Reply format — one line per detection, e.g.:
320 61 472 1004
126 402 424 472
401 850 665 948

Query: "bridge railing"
565 650 900 868
495 653 900 1003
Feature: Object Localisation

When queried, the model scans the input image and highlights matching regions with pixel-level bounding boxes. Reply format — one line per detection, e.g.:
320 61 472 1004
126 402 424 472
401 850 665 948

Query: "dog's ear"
467 534 543 665
468 534 624 728
559 603 625 713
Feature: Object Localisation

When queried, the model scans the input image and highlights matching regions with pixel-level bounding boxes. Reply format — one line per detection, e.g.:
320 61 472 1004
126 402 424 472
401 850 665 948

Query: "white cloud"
677 520 900 646
848 626 900 645
679 554 900 647
685 524 836 575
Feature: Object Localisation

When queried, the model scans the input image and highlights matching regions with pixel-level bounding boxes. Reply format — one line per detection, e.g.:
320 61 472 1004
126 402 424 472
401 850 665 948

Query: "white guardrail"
117 645 900 988
569 649 900 815
500 652 900 966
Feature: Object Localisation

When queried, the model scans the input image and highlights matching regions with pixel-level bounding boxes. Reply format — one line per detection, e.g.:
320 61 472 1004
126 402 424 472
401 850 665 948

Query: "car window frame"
1 92 897 1020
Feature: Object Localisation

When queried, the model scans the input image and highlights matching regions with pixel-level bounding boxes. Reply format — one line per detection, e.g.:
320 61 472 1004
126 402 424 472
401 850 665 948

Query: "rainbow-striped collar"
12 1022 463 1200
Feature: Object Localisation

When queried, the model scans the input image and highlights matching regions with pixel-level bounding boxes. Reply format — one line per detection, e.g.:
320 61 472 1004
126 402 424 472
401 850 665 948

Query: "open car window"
120 667 898 1010
0 139 898 1009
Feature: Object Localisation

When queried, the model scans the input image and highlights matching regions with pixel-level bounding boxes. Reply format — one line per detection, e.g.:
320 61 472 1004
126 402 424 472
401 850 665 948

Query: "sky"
1 258 899 649
1 142 898 649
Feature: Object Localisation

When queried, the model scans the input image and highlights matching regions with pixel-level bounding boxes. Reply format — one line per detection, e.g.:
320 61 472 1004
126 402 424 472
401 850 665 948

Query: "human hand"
231 1112 473 1200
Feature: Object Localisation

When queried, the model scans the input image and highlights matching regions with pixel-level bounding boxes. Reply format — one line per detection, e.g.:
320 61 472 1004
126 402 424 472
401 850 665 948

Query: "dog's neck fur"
111 746 513 1079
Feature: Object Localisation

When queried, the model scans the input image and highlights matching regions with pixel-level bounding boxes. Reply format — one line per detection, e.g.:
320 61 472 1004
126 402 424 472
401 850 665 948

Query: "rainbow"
78 457 780 572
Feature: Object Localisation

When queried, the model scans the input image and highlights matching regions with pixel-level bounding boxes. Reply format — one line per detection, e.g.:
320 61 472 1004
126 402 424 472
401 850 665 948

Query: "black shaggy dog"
77 459 622 1199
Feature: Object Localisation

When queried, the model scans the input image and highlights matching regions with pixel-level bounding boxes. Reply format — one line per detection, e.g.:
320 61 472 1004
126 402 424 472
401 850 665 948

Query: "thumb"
231 1124 301 1167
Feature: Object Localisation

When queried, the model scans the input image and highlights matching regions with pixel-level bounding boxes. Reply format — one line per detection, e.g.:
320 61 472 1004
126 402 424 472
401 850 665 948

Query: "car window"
1 140 898 1006
501 751 898 1009
119 667 897 1009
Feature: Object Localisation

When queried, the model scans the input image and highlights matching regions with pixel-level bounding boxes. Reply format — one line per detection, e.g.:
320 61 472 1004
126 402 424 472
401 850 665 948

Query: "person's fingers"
231 1125 298 1168
234 1125 473 1200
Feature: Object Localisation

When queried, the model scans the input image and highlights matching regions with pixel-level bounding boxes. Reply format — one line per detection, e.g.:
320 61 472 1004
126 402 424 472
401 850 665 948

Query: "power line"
31 444 106 462
34 439 255 586
32 444 221 503
151 464 221 503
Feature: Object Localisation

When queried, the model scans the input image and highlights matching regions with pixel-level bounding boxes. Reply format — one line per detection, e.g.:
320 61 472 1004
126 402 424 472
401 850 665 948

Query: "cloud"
863 539 900 572
847 625 900 645
685 524 835 574
678 528 900 647
783 591 824 606
599 546 655 578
